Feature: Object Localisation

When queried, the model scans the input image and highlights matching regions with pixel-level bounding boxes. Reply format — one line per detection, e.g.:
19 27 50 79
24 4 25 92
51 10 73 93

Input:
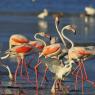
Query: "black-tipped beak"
57 20 60 25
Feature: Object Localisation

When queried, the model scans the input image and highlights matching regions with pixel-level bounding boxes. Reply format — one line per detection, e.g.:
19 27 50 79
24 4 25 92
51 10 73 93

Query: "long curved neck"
34 33 46 46
61 27 74 49
55 20 67 49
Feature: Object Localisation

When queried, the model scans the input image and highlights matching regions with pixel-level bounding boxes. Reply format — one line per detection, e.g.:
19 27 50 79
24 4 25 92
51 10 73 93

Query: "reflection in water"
38 20 48 32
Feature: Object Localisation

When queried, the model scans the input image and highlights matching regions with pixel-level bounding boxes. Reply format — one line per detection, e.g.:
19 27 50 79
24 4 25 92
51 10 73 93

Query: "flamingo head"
64 25 76 34
37 32 51 38
53 13 63 25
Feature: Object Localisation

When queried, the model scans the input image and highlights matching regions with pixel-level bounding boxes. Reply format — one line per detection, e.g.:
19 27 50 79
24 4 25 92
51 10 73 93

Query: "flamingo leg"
74 60 84 94
22 58 30 81
27 54 35 65
80 61 84 95
81 60 95 88
72 62 81 75
41 64 48 86
20 59 25 79
74 61 81 91
34 59 41 90
15 57 21 82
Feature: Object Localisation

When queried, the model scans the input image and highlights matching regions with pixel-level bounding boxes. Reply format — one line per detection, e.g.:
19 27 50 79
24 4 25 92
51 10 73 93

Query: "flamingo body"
40 43 62 57
9 34 29 48
29 41 44 51
11 45 32 54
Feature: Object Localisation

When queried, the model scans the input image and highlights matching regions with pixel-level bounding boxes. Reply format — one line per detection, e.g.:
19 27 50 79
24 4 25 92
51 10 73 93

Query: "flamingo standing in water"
34 24 76 88
2 32 51 82
39 55 73 94
8 32 51 64
53 16 95 94
55 16 95 94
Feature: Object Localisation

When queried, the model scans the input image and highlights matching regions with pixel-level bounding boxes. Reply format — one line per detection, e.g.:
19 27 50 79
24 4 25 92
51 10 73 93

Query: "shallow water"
0 0 95 95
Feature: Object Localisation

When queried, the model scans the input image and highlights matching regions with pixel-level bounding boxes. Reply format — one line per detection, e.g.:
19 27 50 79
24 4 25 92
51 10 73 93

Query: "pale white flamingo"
37 9 48 19
39 55 73 94
85 6 95 16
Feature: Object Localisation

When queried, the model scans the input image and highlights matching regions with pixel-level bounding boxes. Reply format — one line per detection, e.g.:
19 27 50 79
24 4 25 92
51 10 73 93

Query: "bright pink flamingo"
9 34 29 49
9 32 50 62
2 32 50 82
2 44 34 81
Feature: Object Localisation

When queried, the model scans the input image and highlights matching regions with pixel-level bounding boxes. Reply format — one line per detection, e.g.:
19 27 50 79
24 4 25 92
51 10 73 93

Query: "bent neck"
55 20 67 49
34 33 46 46
61 27 74 49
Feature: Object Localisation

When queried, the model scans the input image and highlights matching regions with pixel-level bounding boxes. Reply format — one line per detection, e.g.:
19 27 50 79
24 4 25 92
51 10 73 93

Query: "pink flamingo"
34 25 76 88
54 16 95 94
2 32 51 82
2 44 34 81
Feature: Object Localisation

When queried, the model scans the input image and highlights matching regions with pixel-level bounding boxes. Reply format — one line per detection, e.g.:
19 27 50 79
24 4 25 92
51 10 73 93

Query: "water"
0 0 95 95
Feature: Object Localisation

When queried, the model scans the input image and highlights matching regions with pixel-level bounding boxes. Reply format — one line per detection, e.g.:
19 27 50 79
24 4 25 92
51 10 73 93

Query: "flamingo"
34 24 76 88
39 55 73 94
9 34 29 49
1 32 51 82
1 44 34 82
53 15 95 94
9 32 50 50
9 32 51 64
37 9 48 19
56 18 95 94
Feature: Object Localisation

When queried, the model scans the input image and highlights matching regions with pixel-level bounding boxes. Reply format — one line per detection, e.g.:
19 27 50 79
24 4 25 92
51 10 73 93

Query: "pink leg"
74 61 81 91
22 58 30 81
27 54 35 64
75 60 85 94
34 59 41 90
20 59 25 79
81 60 95 87
80 61 84 95
41 65 48 86
15 58 21 82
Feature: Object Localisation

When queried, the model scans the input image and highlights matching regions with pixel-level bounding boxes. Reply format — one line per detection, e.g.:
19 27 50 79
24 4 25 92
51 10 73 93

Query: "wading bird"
34 24 76 88
2 32 51 82
54 16 95 94
57 17 95 94
39 55 73 94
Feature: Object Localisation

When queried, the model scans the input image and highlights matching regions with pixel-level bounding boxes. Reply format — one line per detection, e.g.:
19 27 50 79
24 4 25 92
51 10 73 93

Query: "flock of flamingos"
1 15 95 94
